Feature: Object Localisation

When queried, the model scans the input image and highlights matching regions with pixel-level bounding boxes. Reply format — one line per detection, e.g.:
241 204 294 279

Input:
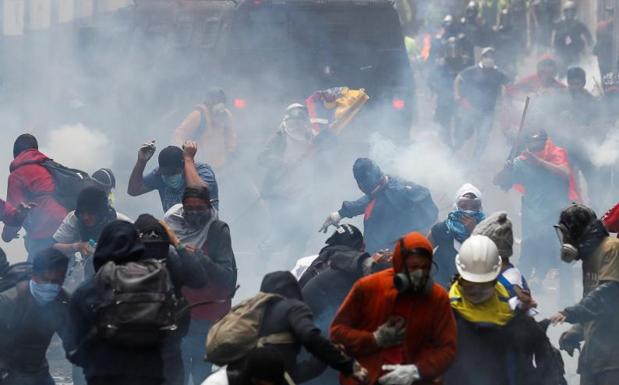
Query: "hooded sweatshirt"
330 233 457 385
256 271 354 383
67 221 165 381
7 149 67 239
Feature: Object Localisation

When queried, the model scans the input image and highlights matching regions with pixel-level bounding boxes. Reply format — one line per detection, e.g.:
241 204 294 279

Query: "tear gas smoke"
41 123 112 172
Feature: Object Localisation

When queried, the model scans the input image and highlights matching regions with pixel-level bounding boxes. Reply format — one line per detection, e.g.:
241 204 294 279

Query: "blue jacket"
338 177 438 254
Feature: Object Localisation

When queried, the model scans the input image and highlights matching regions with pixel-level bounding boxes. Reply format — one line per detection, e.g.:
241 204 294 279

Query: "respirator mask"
393 240 431 294
554 224 579 263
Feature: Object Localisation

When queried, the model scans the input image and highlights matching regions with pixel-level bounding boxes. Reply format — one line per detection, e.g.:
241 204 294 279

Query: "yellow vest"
449 282 514 326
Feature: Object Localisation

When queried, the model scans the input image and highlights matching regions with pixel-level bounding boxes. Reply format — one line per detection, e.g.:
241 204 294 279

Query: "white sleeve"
53 212 80 244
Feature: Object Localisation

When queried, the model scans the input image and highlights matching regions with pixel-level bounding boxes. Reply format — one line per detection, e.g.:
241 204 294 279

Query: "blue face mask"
445 210 486 242
162 174 184 190
29 280 61 305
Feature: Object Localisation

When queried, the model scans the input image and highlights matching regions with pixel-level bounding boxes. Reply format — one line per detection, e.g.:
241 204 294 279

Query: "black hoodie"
67 220 164 381
301 245 370 331
255 271 354 383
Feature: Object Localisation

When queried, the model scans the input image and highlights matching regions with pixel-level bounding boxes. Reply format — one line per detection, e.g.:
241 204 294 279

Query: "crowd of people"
0 1 618 385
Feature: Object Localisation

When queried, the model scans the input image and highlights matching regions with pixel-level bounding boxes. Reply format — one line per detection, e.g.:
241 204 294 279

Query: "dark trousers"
581 370 619 385
162 340 185 385
87 376 163 385
4 369 54 385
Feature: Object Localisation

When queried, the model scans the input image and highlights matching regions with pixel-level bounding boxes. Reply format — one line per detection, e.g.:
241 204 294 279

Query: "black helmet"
559 203 597 241
326 224 364 251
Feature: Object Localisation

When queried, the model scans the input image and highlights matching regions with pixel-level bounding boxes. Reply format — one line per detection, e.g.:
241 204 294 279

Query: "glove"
373 317 406 348
351 361 369 384
319 211 341 233
378 364 420 385
559 327 584 357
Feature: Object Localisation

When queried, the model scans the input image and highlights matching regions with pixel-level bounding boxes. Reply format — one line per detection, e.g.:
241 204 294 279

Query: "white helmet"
455 235 502 283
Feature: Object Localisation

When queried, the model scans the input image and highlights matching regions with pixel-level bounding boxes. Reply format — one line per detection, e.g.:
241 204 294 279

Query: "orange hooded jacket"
330 232 457 385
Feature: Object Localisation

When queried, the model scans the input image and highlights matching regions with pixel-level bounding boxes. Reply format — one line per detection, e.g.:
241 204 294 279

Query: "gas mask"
394 269 428 294
162 174 184 190
461 283 495 304
554 224 579 263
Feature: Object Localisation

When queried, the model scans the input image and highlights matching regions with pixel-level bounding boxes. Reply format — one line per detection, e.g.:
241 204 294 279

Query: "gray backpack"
95 259 178 348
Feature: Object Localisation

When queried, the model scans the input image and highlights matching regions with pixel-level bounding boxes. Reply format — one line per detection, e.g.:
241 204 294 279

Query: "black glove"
559 327 583 357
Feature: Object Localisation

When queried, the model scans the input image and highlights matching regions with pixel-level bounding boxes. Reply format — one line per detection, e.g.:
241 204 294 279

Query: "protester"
128 140 218 212
320 158 438 254
472 212 537 311
3 134 68 260
508 56 566 96
53 186 131 277
454 47 510 158
91 168 116 202
330 232 457 385
0 199 33 228
202 347 292 385
550 204 619 385
445 235 559 385
237 271 366 383
0 248 70 385
258 103 328 260
173 88 238 170
594 7 615 79
494 129 578 303
429 183 485 289
552 1 592 71
163 186 237 385
134 214 209 385
428 36 468 148
67 220 166 385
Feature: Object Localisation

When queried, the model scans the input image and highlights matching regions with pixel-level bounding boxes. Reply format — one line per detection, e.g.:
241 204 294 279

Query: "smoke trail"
41 123 112 172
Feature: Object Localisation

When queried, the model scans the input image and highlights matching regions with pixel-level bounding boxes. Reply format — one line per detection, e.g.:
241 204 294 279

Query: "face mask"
555 225 579 262
162 174 184 190
394 269 427 293
29 280 61 305
461 284 495 304
480 57 495 69
184 210 210 227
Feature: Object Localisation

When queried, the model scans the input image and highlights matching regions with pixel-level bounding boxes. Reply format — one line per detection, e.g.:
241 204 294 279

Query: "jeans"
182 319 214 385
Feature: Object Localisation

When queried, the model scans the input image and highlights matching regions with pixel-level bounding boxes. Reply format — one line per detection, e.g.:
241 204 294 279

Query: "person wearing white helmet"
445 235 515 385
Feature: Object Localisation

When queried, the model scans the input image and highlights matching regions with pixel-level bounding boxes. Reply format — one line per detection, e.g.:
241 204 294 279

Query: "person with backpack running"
163 186 237 385
134 213 210 385
3 134 69 261
319 158 438 254
207 271 367 384
53 186 131 278
173 88 238 171
67 220 176 385
0 248 70 385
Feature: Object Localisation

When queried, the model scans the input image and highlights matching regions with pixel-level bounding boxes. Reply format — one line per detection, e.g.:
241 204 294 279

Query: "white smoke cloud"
41 123 112 172
586 126 619 167
368 129 467 210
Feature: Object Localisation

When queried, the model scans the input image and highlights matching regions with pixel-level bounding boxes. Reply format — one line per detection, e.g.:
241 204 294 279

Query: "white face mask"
480 57 495 69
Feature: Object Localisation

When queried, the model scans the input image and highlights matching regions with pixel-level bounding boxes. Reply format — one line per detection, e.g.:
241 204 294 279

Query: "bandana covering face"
446 210 486 242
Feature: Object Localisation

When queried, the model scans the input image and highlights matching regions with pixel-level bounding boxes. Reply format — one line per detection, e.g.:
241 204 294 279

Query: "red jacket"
7 150 67 239
0 200 20 227
603 203 619 234
330 234 457 385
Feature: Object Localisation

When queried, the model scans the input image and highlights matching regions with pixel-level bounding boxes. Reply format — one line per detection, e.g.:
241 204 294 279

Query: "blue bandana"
445 210 486 243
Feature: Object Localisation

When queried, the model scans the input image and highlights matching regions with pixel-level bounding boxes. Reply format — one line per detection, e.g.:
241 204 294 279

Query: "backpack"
0 263 32 293
205 292 294 366
94 259 178 348
41 160 94 211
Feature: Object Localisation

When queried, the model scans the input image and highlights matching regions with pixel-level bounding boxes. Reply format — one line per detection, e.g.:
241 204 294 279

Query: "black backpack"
94 259 179 348
0 263 32 293
41 160 95 211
